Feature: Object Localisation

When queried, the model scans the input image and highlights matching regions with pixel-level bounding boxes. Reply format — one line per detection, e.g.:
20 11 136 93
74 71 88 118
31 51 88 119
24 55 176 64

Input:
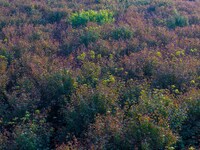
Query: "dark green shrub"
0 21 6 31
125 117 177 150
62 93 108 138
80 30 100 47
143 61 155 77
147 5 156 12
152 73 182 90
53 84 112 143
44 11 67 24
19 5 33 15
41 71 75 108
120 85 141 108
16 132 37 150
167 13 189 29
15 113 51 150
125 90 186 149
39 71 76 146
59 43 74 56
179 98 200 149
87 90 184 150
111 27 133 40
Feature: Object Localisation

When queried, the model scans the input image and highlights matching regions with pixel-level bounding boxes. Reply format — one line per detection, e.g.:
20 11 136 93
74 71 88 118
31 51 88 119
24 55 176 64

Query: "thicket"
0 0 200 150
70 9 115 27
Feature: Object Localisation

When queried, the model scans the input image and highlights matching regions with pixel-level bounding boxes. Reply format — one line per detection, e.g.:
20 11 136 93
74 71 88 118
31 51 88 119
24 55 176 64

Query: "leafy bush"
63 92 108 138
80 29 100 47
54 84 113 142
40 70 75 108
78 61 101 86
87 90 185 149
152 73 179 89
125 116 177 150
111 26 133 40
179 94 200 149
0 21 7 31
15 114 51 150
44 11 68 24
126 90 186 149
0 48 13 65
120 83 141 107
69 9 114 27
167 13 189 29
0 0 200 149
16 132 38 150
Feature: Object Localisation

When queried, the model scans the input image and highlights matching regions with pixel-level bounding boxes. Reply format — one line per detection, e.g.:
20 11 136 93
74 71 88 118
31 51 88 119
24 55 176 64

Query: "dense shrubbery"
110 26 133 40
179 90 200 148
80 28 100 47
0 0 200 149
167 13 189 29
86 89 186 149
69 9 114 27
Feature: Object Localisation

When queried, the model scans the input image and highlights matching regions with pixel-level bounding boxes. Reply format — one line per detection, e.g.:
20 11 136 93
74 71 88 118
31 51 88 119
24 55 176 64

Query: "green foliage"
137 90 187 131
89 50 95 59
79 61 101 86
69 9 114 27
0 0 200 149
16 132 38 150
0 48 12 64
143 60 155 77
147 0 173 12
41 70 75 107
133 0 152 6
59 43 74 56
44 11 67 24
111 26 133 40
77 52 86 61
15 122 51 150
179 97 200 148
167 12 189 29
62 91 108 139
102 74 116 85
80 29 100 47
152 73 181 90
120 84 141 107
0 21 7 31
126 116 177 150
87 90 183 149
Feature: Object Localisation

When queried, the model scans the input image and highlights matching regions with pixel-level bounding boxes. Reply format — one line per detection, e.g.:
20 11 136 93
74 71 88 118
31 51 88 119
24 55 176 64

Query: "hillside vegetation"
0 0 200 149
